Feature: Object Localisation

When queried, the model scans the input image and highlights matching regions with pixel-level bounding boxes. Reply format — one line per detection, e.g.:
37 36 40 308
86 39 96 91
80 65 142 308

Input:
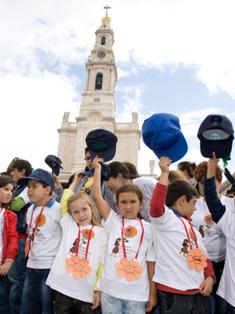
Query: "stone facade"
57 15 140 181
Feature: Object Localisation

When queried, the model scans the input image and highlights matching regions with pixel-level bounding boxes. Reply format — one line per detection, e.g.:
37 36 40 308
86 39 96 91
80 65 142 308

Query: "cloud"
0 72 78 170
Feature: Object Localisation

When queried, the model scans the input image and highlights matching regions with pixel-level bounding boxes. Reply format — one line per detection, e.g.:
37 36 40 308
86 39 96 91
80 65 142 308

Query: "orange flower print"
187 248 207 272
66 256 92 279
35 214 46 227
124 225 137 238
116 258 143 281
204 215 213 226
81 228 95 240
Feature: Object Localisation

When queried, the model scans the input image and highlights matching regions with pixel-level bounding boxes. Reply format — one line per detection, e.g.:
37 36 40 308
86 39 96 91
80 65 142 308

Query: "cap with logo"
197 114 234 158
85 129 118 162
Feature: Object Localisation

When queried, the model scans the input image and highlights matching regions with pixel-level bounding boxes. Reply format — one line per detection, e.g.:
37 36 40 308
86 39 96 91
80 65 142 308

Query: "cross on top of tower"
104 4 111 16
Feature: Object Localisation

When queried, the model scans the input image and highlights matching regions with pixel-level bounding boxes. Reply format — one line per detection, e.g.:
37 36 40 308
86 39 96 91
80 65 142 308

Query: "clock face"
97 51 106 58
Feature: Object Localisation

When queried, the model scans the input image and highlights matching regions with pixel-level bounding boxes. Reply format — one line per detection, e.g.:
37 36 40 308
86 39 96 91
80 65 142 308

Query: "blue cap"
86 129 118 162
142 113 188 162
197 114 234 158
18 168 54 189
45 155 63 176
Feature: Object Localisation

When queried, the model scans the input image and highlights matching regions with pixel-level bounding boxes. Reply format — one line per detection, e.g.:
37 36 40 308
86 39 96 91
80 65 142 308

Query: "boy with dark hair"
7 158 33 314
19 169 61 314
150 156 215 314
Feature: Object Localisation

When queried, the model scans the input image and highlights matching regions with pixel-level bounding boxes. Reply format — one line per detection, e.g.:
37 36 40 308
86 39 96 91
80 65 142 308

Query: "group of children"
0 151 234 314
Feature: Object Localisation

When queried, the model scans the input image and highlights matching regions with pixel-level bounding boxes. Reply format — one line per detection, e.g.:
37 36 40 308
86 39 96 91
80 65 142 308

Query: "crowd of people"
1 116 235 314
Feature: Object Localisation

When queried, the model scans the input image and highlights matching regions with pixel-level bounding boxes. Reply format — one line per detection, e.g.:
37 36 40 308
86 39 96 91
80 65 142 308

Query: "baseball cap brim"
200 139 233 158
89 146 116 162
18 176 46 186
152 132 188 162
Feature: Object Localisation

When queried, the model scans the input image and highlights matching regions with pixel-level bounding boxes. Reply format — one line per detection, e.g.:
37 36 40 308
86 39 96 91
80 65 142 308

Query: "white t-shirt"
191 197 228 262
101 210 155 302
0 208 5 264
133 177 158 222
216 209 235 307
151 206 208 291
46 214 107 303
26 199 62 269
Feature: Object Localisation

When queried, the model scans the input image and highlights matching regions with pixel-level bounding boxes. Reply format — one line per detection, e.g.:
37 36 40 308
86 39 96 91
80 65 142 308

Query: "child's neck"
35 196 51 207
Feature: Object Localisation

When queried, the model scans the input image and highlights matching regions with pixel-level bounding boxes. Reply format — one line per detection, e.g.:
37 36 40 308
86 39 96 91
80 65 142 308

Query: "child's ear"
179 195 187 206
45 186 52 195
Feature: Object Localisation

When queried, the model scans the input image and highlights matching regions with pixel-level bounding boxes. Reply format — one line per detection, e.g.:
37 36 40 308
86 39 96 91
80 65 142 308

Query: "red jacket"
1 209 18 265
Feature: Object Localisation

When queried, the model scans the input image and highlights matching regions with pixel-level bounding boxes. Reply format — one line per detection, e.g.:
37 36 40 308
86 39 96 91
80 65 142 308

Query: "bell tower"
57 8 140 181
78 9 117 121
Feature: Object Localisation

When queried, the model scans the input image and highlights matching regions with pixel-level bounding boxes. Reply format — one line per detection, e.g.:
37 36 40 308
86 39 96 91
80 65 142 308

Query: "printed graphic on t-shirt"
66 227 94 280
69 228 95 256
198 214 214 238
179 233 196 258
111 225 138 258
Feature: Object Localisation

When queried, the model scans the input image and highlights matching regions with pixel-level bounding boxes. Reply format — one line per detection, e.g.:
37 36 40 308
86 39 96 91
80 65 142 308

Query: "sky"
1 0 235 176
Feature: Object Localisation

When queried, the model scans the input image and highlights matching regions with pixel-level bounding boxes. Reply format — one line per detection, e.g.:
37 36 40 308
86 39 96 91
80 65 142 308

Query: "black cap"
45 155 63 176
85 129 118 162
197 114 234 158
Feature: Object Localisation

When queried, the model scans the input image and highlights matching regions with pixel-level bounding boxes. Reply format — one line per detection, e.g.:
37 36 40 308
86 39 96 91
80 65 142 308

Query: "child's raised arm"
204 153 225 223
150 156 171 218
92 156 111 220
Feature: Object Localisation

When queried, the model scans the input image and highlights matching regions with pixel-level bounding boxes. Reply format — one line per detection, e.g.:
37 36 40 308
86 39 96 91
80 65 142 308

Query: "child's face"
69 198 92 226
182 196 198 218
27 180 51 206
0 184 13 206
10 168 25 183
117 192 141 220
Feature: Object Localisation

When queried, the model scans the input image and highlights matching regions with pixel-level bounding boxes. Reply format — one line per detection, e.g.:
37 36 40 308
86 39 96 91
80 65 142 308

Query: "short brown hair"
67 192 100 226
194 161 222 183
166 180 199 207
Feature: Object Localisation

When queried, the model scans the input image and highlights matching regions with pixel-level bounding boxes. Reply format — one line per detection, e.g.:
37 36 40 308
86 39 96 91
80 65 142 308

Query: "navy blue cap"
85 129 118 162
45 155 63 176
18 168 54 189
142 113 188 162
197 114 234 158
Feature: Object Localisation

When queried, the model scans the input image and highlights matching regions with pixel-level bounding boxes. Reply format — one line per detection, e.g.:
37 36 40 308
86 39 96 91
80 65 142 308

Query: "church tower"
57 8 140 181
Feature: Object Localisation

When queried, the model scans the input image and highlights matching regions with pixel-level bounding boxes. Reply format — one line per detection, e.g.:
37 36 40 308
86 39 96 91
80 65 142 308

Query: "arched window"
95 73 103 90
101 36 106 45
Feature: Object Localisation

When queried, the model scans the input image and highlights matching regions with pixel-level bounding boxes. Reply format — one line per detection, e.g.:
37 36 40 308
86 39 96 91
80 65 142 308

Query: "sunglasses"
84 156 92 161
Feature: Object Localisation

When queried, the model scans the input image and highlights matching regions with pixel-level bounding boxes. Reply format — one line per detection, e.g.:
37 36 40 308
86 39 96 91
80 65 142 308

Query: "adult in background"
107 161 157 222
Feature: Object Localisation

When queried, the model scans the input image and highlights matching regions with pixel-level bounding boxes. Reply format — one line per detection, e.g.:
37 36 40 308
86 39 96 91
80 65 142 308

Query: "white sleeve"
98 229 108 264
150 206 177 229
146 226 156 262
102 209 120 236
19 187 30 203
217 210 235 238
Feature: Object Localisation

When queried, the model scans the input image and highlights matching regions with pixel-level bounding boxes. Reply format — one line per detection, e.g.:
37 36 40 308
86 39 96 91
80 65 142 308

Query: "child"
19 169 62 314
8 158 33 314
0 175 18 314
192 161 228 314
150 156 215 314
204 153 235 313
46 172 107 314
92 157 157 314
